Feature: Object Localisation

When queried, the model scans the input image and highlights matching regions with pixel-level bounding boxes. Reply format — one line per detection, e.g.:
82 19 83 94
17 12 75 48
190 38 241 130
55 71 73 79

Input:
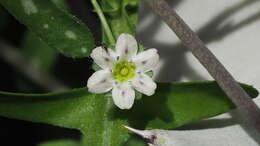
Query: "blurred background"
137 0 260 145
1 0 260 145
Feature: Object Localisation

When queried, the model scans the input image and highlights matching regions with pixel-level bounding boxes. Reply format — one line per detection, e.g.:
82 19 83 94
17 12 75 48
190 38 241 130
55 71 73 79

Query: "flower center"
120 67 129 76
113 60 136 82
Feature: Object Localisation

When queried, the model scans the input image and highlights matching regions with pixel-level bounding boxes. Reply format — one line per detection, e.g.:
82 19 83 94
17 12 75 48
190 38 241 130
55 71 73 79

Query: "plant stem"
144 0 260 133
91 0 116 45
122 9 135 34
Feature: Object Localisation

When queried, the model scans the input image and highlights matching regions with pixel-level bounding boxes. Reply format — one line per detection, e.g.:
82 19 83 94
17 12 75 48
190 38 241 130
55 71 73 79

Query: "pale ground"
137 0 260 145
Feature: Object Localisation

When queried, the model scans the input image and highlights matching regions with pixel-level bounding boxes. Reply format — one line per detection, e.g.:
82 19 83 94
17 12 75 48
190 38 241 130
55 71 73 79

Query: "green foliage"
20 0 68 71
51 0 68 10
0 0 95 58
15 31 57 92
0 82 257 145
1 0 259 146
22 32 56 71
38 140 80 146
0 7 8 30
124 136 147 146
98 0 139 45
15 0 68 91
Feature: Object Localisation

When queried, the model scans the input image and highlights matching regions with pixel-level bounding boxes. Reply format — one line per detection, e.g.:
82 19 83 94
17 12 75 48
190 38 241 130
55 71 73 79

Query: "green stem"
91 0 116 45
122 9 135 34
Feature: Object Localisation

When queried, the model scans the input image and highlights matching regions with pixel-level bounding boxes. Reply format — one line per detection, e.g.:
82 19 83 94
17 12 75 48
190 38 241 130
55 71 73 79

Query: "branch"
0 40 69 92
144 0 260 132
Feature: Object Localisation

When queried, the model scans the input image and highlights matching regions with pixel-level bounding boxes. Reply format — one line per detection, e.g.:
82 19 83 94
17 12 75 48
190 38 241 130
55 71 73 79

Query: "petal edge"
132 48 159 72
87 69 113 93
115 34 138 60
90 46 116 69
112 83 135 109
131 73 157 96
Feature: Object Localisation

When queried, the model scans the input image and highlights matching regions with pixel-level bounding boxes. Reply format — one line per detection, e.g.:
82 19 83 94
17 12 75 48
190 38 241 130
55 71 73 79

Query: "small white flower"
87 33 159 109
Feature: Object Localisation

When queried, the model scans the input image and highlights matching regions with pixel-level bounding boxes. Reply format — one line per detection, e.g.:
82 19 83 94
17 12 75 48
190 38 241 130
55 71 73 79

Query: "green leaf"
97 0 139 45
20 0 70 69
0 6 8 30
15 31 57 91
122 82 259 129
19 0 68 71
14 0 66 91
51 0 68 10
0 82 258 145
0 0 95 58
124 136 147 146
38 139 80 146
0 88 108 131
22 32 56 71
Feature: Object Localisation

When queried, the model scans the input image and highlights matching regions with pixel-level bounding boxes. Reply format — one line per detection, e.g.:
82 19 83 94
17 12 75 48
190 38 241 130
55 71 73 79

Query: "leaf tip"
124 125 153 139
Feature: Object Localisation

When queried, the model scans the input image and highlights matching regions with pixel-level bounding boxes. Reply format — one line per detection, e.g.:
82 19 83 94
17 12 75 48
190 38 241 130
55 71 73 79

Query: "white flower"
87 33 159 109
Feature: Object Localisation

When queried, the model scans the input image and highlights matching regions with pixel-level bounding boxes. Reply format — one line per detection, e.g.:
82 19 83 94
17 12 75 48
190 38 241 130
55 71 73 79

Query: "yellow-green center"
120 67 129 76
113 60 136 82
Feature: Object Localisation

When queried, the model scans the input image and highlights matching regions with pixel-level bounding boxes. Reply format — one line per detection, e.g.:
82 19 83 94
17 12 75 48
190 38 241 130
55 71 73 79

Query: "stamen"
112 60 136 82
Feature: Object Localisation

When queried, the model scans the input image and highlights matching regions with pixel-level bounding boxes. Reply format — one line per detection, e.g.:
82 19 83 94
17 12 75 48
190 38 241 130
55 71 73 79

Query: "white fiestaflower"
87 33 159 109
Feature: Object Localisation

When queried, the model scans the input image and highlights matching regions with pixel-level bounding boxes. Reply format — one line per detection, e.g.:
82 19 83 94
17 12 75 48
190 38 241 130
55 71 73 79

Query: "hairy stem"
91 0 116 45
144 0 260 132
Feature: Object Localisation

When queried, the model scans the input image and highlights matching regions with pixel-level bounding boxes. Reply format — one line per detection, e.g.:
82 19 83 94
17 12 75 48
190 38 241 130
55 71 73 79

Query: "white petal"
131 73 157 96
90 46 116 69
115 33 138 60
132 49 159 72
112 83 135 109
87 69 113 93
